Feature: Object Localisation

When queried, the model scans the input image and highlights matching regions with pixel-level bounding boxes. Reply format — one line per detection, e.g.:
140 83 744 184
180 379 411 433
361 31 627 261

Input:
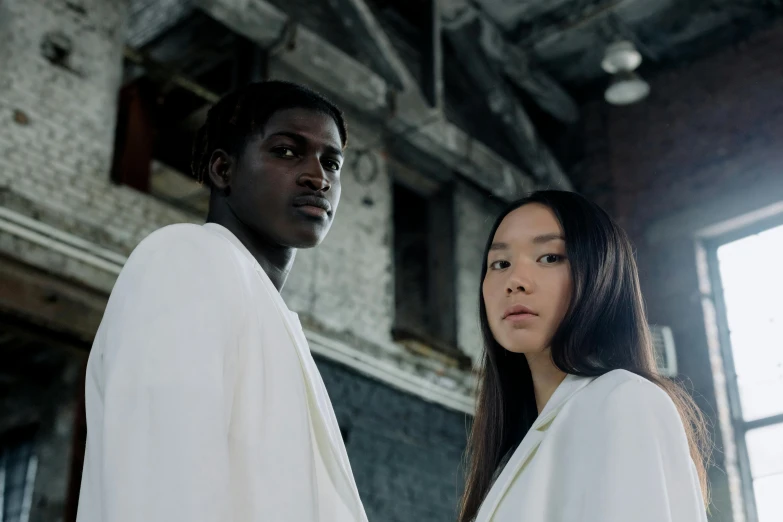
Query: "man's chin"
286 225 330 249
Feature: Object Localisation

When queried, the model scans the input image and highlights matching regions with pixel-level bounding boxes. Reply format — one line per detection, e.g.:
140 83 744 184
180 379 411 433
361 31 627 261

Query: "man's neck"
207 210 295 292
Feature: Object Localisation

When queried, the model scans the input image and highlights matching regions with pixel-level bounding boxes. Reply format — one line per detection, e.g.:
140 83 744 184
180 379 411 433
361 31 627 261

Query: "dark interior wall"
0 323 85 522
317 355 469 522
572 20 783 522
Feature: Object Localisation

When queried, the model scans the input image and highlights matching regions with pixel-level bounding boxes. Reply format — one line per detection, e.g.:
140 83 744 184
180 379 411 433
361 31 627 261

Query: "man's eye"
489 260 510 270
274 147 296 157
323 160 341 171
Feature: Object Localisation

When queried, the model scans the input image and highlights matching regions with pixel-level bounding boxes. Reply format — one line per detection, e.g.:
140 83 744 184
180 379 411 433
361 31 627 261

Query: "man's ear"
207 149 233 194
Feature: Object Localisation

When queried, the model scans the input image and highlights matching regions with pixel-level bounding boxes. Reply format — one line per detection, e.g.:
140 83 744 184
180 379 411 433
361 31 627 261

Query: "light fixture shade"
601 40 642 73
604 70 650 105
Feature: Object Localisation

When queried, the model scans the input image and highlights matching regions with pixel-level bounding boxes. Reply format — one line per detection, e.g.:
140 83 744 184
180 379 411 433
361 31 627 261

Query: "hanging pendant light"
601 40 650 105
605 70 650 105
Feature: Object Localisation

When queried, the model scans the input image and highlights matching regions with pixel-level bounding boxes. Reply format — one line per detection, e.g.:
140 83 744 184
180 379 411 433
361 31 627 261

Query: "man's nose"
299 159 330 192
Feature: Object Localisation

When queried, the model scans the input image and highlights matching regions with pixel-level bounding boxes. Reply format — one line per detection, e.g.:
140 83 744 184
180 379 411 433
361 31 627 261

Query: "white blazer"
76 223 368 522
474 370 708 522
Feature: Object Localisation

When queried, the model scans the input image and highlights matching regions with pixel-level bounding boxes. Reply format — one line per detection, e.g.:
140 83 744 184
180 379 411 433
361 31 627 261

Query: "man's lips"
293 194 332 214
503 304 537 319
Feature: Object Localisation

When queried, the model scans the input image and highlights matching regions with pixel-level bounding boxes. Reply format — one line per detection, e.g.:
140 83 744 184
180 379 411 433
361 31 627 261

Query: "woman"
459 190 711 522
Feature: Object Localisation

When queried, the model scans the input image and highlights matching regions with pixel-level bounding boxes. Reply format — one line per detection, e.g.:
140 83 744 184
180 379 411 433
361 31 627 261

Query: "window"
0 427 38 522
391 173 467 366
111 11 266 216
711 220 783 522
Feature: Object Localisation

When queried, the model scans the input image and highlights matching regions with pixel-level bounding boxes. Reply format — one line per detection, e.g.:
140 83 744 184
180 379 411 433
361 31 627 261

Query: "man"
76 81 368 522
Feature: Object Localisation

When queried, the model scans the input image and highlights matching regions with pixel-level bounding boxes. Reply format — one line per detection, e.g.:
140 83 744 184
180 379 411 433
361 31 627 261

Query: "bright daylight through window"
717 222 783 522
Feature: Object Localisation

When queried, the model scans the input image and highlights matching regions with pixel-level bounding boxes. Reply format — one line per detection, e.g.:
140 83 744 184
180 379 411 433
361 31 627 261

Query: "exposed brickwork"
0 0 195 256
576 21 783 236
317 355 468 522
574 20 783 522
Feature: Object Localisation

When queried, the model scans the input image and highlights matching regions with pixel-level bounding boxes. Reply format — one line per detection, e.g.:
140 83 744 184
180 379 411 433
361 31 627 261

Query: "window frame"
704 212 783 522
390 165 467 366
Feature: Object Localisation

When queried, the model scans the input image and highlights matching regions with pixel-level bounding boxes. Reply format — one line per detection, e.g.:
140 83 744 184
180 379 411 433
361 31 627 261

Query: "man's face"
213 107 344 248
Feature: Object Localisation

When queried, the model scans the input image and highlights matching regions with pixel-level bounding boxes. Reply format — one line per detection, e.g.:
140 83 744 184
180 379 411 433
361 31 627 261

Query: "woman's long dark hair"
458 190 711 522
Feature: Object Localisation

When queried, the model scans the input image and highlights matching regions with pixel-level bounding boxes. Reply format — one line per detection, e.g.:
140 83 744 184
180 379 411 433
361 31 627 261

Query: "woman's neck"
525 350 567 415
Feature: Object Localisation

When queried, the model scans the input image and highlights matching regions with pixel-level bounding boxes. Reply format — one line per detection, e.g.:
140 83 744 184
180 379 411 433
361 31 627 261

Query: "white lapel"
474 373 596 522
203 224 367 521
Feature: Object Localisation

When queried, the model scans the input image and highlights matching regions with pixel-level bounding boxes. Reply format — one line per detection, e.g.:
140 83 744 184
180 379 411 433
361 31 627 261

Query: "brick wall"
574 20 783 522
0 0 194 256
318 355 469 522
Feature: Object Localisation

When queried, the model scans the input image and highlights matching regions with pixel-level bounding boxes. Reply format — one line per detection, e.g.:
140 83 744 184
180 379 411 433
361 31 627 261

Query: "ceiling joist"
325 0 417 92
441 5 571 185
441 0 579 124
195 0 572 195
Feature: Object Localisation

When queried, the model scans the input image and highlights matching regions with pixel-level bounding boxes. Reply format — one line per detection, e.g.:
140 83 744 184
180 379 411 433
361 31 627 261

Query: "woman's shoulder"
579 369 680 421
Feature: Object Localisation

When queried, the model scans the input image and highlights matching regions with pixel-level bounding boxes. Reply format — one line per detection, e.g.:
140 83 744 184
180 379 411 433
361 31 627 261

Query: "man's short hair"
190 81 348 186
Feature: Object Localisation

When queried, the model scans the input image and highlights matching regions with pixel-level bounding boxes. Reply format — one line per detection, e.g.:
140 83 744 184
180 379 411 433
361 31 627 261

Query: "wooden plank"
325 0 416 91
0 255 107 342
233 36 267 87
421 0 444 109
441 0 579 123
502 46 580 124
428 184 457 346
196 0 569 196
110 80 156 193
442 15 571 186
196 0 289 47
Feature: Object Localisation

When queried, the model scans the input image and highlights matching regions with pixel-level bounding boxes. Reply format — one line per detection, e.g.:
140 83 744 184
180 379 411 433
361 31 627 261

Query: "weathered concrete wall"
455 184 504 363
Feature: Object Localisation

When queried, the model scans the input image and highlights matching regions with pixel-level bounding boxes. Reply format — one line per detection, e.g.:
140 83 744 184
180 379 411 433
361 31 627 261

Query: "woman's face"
482 203 573 355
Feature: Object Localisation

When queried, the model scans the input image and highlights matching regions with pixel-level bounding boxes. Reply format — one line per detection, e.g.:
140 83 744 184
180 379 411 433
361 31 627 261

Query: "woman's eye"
489 260 510 270
539 254 564 265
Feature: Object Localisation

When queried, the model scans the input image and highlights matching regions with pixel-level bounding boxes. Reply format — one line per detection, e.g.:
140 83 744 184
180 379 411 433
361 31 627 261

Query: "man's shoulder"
136 223 218 248
129 224 229 261
117 224 244 285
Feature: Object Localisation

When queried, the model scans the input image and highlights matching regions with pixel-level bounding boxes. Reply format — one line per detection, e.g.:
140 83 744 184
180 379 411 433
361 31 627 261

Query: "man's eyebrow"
489 242 508 251
268 131 306 144
267 131 343 158
324 145 344 158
